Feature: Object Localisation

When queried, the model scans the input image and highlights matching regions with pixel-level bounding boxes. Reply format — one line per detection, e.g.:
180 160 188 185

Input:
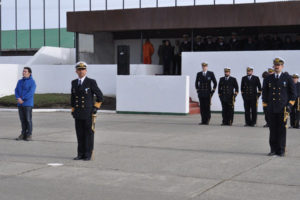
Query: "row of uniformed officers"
70 58 299 160
195 57 300 157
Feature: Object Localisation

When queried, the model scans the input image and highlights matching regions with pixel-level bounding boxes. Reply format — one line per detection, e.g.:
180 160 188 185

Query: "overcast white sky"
1 0 287 30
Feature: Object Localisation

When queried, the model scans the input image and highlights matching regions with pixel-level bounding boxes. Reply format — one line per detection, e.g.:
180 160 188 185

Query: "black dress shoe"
83 157 91 161
267 152 276 156
73 156 84 160
277 153 285 157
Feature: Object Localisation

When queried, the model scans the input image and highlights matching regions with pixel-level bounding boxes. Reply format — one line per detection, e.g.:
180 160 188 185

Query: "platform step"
189 97 200 115
190 102 199 108
190 107 200 115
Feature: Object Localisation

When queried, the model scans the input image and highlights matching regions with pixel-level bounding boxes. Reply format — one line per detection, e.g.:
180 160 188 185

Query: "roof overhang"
67 1 300 34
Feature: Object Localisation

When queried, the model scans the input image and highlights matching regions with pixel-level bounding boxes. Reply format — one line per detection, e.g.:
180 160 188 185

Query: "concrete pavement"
0 112 300 200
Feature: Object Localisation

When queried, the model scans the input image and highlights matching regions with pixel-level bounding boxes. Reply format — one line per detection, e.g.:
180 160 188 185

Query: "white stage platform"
116 75 190 115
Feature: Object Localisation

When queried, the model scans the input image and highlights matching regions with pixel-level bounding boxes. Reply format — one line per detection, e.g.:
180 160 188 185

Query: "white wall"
26 46 76 66
2 64 163 98
0 56 32 64
130 64 163 75
0 64 19 97
116 75 189 114
29 65 116 96
182 50 300 112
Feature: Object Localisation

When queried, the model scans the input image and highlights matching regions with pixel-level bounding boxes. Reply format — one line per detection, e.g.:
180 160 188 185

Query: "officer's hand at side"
257 93 261 99
71 112 75 119
92 107 98 114
71 108 75 118
286 104 293 113
211 89 215 96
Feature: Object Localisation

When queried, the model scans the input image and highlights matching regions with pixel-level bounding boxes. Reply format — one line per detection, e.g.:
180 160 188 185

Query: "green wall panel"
1 28 75 50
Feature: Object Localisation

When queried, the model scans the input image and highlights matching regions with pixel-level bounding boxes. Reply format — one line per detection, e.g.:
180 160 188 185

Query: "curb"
0 108 116 113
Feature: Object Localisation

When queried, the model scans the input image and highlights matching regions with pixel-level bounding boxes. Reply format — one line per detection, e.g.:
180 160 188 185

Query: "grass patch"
0 93 116 110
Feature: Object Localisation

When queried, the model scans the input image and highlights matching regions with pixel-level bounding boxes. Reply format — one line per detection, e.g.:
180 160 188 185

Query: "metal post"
89 0 91 11
73 0 76 48
75 32 79 62
156 0 158 7
106 0 108 10
233 0 235 4
43 0 46 46
123 0 124 9
194 0 196 6
139 0 141 8
29 0 31 49
15 0 18 50
140 31 143 63
0 0 2 55
191 29 194 52
175 0 177 7
58 0 61 47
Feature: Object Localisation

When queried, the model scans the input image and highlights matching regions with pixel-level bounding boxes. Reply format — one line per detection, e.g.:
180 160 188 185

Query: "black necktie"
78 79 82 86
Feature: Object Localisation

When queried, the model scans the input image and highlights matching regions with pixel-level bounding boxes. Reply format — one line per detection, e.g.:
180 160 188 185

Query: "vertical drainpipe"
76 32 79 62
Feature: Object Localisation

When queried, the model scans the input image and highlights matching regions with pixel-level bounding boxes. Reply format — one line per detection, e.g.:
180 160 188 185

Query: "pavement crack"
188 157 274 199
101 143 266 157
0 165 50 181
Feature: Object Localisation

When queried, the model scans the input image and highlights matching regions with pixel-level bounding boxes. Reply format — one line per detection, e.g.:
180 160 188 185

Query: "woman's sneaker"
25 135 32 141
16 134 24 141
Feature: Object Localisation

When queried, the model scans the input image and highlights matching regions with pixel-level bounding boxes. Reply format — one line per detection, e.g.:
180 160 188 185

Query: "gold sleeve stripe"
289 100 295 106
94 102 102 109
258 91 262 93
263 102 268 107
71 107 75 112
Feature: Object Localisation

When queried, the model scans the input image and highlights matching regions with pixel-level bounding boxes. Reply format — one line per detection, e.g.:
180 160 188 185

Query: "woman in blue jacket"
15 67 36 141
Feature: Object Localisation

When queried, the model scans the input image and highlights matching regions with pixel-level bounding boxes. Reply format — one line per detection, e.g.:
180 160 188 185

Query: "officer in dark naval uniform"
290 74 300 128
241 67 262 126
195 62 217 125
193 35 205 52
262 68 275 127
262 58 296 157
71 61 103 161
180 34 192 53
218 68 239 126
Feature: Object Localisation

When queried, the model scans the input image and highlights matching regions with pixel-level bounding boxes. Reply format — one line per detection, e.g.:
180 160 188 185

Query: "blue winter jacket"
15 76 36 107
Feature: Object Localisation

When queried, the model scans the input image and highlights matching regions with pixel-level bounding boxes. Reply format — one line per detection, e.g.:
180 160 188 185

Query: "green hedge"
0 94 116 110
0 94 70 108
